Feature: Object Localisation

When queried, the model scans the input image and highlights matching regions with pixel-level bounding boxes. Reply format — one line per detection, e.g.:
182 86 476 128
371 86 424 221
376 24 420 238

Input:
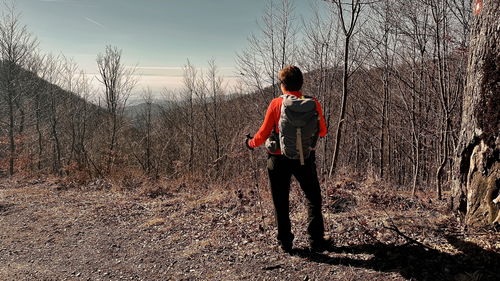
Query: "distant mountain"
123 92 246 121
0 61 102 121
123 101 174 120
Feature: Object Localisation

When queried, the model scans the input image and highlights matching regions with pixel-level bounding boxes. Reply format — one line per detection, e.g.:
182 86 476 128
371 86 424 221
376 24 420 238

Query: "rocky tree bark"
451 0 499 227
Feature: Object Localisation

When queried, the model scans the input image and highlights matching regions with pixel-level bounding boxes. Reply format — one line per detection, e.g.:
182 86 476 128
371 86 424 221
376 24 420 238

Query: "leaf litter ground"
0 176 499 281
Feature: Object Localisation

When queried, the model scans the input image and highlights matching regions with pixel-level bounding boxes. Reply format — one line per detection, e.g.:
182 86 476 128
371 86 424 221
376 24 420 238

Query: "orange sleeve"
249 98 279 148
314 99 327 137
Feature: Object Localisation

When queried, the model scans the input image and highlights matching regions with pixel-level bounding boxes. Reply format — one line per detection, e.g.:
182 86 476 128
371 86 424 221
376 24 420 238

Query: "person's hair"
278 65 303 91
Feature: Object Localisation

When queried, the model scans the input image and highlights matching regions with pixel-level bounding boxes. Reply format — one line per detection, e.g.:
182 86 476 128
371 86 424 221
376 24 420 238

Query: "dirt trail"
1 178 498 281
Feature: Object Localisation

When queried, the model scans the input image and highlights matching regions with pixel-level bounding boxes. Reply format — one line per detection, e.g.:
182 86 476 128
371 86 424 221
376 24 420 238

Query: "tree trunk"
8 89 15 176
329 36 349 178
451 0 500 227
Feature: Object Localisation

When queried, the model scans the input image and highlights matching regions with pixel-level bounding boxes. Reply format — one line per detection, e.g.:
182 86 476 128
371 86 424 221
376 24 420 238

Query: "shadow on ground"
291 235 500 281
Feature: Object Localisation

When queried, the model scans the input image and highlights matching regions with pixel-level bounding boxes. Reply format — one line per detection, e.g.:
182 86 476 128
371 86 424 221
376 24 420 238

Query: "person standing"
245 65 329 252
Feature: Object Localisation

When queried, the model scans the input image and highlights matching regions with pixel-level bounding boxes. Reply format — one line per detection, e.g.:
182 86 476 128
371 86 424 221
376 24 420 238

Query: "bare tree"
300 1 341 175
73 70 94 172
25 52 46 170
326 0 365 178
182 60 197 173
60 56 93 170
389 0 432 194
237 0 298 102
0 2 37 175
428 0 452 200
96 45 136 173
134 88 155 176
363 0 399 180
448 0 471 49
197 59 224 177
42 54 64 175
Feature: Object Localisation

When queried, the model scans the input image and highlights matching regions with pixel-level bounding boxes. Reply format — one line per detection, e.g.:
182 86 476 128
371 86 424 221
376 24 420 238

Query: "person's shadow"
291 235 500 281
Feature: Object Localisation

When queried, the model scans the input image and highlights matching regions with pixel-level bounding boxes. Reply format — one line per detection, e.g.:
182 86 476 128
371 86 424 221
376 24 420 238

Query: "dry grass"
140 217 166 228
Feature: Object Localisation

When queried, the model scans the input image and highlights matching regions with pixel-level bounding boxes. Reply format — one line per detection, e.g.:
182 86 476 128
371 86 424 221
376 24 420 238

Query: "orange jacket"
248 91 327 154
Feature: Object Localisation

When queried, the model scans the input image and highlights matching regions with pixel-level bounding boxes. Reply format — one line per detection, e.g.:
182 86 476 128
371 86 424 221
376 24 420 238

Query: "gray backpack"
266 94 319 165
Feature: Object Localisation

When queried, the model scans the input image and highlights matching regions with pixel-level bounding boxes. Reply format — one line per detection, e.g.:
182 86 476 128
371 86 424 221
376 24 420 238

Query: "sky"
13 0 318 100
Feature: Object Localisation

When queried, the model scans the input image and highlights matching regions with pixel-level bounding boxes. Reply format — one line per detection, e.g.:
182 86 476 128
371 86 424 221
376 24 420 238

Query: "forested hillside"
1 0 472 194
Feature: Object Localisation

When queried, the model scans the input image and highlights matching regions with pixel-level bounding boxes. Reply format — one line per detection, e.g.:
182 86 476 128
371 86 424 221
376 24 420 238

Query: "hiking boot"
278 240 293 253
310 237 333 252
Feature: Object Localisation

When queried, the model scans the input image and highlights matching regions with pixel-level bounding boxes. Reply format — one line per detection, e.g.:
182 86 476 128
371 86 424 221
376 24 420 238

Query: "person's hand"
245 134 254 151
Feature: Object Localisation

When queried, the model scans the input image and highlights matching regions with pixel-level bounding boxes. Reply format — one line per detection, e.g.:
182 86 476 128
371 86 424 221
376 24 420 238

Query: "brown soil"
1 177 499 281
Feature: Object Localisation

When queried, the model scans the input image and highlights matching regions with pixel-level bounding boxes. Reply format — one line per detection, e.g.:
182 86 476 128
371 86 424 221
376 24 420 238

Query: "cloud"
83 70 241 100
84 17 105 28
134 66 184 70
134 66 236 71
130 66 238 78
40 0 98 7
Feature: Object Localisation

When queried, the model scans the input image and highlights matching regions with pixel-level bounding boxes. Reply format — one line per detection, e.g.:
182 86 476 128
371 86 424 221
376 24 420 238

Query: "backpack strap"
296 128 305 165
306 95 320 148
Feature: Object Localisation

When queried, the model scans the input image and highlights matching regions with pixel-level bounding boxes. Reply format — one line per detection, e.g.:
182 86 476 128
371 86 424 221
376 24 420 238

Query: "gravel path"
1 178 498 281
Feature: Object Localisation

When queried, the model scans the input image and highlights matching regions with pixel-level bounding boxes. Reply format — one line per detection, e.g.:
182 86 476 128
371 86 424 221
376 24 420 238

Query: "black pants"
267 151 325 245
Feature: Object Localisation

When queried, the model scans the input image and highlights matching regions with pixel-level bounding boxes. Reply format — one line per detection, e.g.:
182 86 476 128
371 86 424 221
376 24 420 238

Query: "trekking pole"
246 134 266 233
